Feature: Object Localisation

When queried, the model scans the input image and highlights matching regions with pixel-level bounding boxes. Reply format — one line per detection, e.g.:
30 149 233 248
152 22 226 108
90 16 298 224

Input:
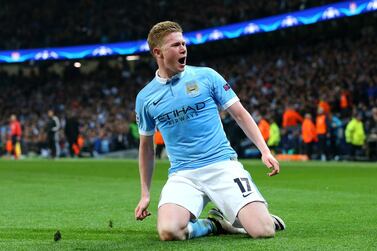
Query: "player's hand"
261 152 280 177
135 196 151 221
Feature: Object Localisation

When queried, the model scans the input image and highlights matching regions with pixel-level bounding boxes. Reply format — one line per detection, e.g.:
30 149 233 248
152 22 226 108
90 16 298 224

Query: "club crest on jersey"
185 81 200 97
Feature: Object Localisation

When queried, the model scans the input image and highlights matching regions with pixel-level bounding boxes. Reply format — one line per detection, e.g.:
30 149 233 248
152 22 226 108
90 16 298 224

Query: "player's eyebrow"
170 41 185 46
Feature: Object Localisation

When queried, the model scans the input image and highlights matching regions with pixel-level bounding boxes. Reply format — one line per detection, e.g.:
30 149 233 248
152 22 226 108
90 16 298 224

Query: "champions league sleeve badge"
223 83 231 91
185 81 200 97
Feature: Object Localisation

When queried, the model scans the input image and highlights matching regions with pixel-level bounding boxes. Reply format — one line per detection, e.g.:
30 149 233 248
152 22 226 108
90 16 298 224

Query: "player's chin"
177 63 185 71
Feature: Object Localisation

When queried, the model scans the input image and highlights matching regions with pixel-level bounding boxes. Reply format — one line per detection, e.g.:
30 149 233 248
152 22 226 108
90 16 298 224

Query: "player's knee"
245 215 275 238
248 221 275 239
158 223 186 241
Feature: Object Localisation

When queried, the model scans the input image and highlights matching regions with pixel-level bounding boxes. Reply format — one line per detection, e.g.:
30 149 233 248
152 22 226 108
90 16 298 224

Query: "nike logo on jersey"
153 97 163 106
242 192 252 198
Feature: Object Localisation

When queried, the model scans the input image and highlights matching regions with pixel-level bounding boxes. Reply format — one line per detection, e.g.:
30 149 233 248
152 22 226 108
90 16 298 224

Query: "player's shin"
186 219 216 239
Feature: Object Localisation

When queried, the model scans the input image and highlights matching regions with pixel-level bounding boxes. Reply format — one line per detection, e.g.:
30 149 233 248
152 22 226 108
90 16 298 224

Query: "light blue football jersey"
135 65 239 174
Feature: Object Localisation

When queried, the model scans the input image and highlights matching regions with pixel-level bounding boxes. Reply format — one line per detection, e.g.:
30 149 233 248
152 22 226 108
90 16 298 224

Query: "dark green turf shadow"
0 227 155 240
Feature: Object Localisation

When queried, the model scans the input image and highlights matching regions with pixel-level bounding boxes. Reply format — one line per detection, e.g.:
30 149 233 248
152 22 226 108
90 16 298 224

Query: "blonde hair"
147 21 183 54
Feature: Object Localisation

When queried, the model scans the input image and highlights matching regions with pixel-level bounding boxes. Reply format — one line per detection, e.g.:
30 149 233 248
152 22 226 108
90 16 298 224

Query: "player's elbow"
230 107 250 126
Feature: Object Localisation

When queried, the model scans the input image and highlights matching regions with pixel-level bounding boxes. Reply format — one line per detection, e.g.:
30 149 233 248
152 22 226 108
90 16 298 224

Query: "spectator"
267 117 281 154
46 110 61 158
258 117 270 142
328 113 343 160
282 105 303 154
65 111 80 157
316 107 330 161
318 95 331 115
345 113 366 160
9 114 22 159
154 129 165 159
366 107 377 160
282 105 303 128
128 113 140 149
301 113 318 159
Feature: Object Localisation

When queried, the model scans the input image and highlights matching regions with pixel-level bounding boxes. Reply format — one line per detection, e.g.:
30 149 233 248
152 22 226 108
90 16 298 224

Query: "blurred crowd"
1 0 340 50
0 0 376 160
0 59 151 158
1 29 376 160
207 35 377 160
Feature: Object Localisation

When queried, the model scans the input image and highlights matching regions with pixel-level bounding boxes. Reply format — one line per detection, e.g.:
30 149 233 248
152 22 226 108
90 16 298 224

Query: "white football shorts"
158 160 266 224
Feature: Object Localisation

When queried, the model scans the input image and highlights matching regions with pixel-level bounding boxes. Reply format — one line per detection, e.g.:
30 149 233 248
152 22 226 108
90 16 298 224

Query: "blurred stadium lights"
0 0 376 64
73 62 81 68
126 55 140 61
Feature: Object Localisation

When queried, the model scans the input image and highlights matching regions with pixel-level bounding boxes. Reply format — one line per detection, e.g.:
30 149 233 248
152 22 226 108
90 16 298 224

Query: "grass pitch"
0 159 376 251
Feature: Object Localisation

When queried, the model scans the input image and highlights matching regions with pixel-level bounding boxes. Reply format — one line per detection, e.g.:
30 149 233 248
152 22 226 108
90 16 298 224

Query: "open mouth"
178 57 186 65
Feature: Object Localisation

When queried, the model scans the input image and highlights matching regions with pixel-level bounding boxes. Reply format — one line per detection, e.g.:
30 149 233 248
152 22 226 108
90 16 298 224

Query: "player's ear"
153 47 163 59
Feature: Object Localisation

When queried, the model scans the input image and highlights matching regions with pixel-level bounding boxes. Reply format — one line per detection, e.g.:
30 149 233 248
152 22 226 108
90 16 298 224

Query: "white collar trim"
155 69 185 84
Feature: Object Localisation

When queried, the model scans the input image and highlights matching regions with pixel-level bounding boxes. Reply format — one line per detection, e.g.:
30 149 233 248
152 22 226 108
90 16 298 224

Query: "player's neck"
157 68 183 80
157 68 175 79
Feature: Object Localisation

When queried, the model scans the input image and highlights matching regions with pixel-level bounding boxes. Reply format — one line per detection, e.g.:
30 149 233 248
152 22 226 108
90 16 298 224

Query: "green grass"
0 159 376 251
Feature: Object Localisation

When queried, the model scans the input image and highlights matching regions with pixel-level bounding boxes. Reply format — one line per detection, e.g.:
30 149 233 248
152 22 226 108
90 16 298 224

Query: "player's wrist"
261 149 271 155
141 192 150 199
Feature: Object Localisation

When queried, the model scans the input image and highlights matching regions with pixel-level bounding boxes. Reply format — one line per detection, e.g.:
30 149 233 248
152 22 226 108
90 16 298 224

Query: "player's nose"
179 44 186 53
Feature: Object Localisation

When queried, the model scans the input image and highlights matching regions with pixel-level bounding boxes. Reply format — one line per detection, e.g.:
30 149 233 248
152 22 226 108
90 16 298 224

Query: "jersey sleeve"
208 68 239 110
135 95 155 136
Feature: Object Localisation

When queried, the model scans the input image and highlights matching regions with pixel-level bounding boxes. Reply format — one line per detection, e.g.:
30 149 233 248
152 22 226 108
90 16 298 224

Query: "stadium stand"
0 1 376 160
0 0 341 49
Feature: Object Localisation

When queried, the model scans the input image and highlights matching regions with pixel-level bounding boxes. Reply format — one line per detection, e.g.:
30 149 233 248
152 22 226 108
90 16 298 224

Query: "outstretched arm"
135 135 155 220
226 101 280 176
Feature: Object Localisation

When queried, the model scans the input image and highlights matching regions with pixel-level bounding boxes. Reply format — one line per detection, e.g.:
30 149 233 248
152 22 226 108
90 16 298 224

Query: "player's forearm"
237 112 271 155
228 103 271 155
138 141 155 197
